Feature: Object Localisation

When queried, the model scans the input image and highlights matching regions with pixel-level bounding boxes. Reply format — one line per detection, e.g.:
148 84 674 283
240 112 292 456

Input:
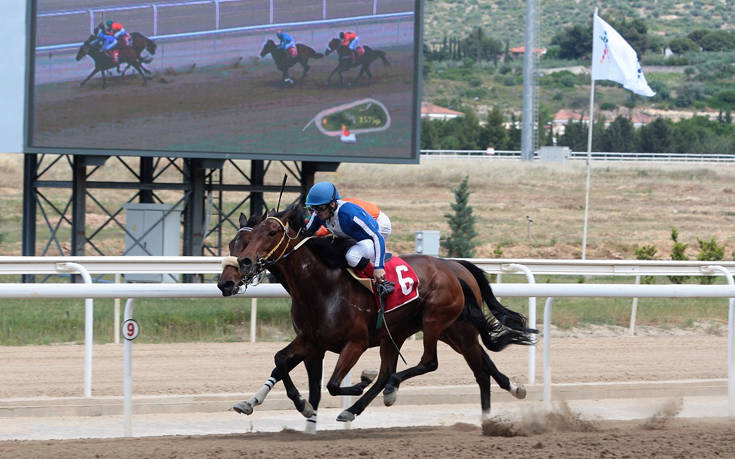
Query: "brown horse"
217 204 536 428
325 37 389 87
259 39 324 85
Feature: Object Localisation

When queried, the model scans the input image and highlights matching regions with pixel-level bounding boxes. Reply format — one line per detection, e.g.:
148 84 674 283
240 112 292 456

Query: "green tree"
442 176 478 258
637 118 673 152
669 37 698 54
609 17 649 56
551 24 591 60
480 106 509 150
699 31 735 51
599 116 636 152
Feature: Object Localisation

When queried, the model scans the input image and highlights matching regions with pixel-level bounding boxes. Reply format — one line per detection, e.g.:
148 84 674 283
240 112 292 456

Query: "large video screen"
25 0 421 163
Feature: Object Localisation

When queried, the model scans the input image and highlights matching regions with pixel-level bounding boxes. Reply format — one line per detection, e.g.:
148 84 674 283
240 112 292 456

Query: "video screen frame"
24 0 423 164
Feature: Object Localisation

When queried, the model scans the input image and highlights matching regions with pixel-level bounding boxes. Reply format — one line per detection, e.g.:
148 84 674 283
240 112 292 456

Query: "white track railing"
419 150 735 164
1 257 734 435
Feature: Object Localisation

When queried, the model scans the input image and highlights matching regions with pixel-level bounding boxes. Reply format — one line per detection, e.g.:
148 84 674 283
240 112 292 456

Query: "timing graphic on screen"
26 0 421 163
303 98 391 145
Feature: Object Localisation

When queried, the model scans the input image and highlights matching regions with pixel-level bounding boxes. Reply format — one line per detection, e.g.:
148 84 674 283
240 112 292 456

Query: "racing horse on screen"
325 37 389 87
217 203 536 430
259 39 324 85
76 32 154 88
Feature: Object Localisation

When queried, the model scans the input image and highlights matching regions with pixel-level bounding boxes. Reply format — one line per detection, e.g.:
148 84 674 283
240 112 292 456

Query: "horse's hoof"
383 387 397 406
300 401 315 418
511 384 527 399
336 410 355 422
232 401 253 415
361 369 378 384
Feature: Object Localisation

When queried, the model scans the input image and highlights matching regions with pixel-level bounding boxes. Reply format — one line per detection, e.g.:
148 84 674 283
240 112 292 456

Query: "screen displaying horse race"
25 0 421 163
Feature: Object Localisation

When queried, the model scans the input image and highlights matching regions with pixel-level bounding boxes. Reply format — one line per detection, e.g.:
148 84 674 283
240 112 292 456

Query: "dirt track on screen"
1 332 734 458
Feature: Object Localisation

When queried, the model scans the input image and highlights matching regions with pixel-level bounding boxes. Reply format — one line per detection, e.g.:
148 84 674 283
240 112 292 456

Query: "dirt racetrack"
1 331 734 458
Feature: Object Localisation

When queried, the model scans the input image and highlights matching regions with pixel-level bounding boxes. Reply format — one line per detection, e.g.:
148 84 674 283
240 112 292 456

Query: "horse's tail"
140 55 153 64
456 260 537 349
377 50 389 66
301 45 323 59
146 37 157 55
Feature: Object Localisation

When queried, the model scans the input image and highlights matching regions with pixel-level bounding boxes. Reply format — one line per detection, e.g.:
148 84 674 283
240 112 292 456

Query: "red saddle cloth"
375 256 419 313
288 46 297 58
356 46 365 56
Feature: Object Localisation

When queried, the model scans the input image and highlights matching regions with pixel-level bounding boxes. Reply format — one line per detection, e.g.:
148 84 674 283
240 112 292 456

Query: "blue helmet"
305 182 340 206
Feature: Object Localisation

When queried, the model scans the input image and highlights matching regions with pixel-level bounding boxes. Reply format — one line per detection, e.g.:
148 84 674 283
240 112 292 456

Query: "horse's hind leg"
324 341 369 397
337 339 401 422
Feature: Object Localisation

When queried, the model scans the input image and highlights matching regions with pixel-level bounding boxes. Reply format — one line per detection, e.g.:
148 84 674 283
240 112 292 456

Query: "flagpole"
581 8 598 260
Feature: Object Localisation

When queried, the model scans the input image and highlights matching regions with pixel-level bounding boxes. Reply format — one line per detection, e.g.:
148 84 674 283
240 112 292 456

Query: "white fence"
1 256 733 435
420 150 735 164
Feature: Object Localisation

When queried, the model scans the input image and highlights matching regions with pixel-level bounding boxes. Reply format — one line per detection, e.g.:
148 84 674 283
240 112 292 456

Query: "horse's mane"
272 202 350 270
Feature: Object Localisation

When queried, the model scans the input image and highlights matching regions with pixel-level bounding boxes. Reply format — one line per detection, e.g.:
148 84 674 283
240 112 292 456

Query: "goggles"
308 203 331 212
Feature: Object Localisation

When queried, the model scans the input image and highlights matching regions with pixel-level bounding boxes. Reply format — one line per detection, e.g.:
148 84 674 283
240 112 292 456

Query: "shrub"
634 244 658 284
668 228 689 284
696 237 725 284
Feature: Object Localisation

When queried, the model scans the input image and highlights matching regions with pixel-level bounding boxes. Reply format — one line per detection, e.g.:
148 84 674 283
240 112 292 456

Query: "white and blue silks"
305 200 386 269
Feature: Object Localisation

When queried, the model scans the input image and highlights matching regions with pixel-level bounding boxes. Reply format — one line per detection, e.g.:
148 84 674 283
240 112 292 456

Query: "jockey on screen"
304 182 392 290
276 30 297 58
339 31 361 59
101 19 130 64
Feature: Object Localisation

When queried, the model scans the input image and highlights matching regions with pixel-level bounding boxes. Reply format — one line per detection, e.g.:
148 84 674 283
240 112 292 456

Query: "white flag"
591 14 655 97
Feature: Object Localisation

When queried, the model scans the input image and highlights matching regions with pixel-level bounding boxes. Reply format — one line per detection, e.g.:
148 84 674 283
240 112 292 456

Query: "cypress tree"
443 176 478 257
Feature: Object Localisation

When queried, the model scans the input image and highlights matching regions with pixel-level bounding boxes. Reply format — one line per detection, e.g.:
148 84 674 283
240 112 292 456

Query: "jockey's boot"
112 50 119 65
355 257 374 278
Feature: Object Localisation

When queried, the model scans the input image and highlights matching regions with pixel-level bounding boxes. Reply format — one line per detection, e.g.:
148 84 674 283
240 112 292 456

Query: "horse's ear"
239 213 249 229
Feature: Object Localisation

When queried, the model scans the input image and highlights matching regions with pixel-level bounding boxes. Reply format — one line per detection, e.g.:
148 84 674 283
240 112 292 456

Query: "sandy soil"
1 333 733 457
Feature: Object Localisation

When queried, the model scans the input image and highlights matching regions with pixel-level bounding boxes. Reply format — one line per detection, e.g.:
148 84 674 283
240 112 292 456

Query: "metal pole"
503 264 537 384
114 273 121 344
250 297 257 343
581 9 598 260
520 0 536 161
629 275 640 335
123 298 135 437
56 262 94 397
543 297 554 411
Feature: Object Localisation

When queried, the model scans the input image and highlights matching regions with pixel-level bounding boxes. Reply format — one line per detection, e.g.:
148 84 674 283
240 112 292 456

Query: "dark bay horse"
259 39 324 85
76 34 152 88
325 37 389 87
217 204 536 429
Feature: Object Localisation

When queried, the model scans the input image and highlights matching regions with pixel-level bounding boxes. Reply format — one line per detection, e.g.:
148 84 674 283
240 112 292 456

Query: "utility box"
123 203 182 283
414 230 440 256
538 146 570 163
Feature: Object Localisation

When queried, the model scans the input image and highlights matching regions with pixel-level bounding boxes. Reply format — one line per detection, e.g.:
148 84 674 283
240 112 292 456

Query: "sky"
1 1 26 154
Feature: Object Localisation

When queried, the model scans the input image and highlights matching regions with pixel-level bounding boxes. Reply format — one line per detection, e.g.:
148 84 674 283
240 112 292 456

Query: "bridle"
221 216 311 289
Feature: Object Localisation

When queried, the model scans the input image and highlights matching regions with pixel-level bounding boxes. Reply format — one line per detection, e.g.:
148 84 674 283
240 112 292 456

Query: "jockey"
276 30 297 58
103 19 129 64
339 31 361 58
304 182 391 287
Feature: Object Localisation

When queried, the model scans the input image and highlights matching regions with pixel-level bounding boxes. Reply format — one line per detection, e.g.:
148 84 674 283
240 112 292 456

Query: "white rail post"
114 273 121 344
250 297 257 343
55 262 94 398
629 275 640 335
502 264 537 384
543 297 554 411
123 298 135 437
700 265 735 416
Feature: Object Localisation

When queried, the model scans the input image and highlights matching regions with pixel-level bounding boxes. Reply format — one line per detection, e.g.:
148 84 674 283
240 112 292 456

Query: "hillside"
424 0 735 47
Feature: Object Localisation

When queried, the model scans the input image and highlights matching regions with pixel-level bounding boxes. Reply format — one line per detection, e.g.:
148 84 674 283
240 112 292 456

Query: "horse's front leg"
303 353 324 434
80 68 100 86
300 62 311 83
232 340 303 415
325 340 369 397
133 63 148 86
327 67 339 86
275 337 315 417
337 339 400 422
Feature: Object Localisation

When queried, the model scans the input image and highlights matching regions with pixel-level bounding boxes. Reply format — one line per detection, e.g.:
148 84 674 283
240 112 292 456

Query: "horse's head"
260 39 275 58
231 203 307 284
325 38 341 55
217 212 265 296
76 35 96 61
